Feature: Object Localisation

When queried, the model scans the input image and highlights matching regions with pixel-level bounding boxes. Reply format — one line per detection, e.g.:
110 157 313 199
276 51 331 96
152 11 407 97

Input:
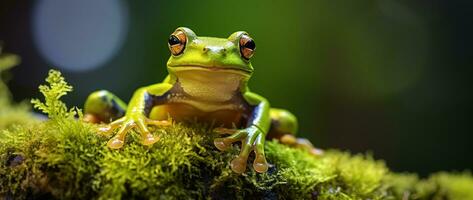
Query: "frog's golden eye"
239 34 255 60
168 30 186 55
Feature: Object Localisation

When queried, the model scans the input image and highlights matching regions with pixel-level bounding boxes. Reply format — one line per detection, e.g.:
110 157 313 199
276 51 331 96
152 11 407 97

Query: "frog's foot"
83 113 101 124
213 127 237 135
141 119 172 145
97 117 172 149
213 125 268 174
280 134 324 156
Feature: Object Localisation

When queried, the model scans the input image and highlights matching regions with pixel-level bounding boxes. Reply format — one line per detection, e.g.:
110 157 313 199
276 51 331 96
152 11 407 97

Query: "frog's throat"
169 68 249 104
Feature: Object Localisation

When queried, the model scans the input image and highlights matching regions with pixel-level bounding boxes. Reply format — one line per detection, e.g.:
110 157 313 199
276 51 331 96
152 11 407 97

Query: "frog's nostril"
203 46 226 56
221 48 227 56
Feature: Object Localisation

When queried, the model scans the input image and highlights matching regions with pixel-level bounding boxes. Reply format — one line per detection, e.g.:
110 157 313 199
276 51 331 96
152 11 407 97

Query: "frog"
83 27 321 174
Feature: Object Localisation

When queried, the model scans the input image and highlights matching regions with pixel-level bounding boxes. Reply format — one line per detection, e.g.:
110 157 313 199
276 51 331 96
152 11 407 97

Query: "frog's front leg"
84 84 172 149
214 92 271 174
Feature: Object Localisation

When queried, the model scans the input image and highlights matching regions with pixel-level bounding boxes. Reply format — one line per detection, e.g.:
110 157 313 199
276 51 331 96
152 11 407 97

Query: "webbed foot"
213 125 268 173
97 116 171 149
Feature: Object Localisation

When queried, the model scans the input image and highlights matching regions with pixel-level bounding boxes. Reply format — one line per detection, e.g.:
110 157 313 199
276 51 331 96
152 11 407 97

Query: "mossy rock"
1 117 472 200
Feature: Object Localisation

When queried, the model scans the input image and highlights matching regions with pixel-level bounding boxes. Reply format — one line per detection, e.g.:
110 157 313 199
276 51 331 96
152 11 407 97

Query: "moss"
415 172 473 200
1 69 473 199
0 102 34 130
30 70 79 120
1 120 472 200
381 173 420 199
0 48 37 130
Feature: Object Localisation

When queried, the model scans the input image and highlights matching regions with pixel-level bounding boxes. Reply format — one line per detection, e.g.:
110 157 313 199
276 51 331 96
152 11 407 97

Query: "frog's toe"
214 126 268 174
213 138 234 151
213 127 237 135
97 125 115 136
97 126 110 135
295 138 324 156
106 122 133 149
310 148 324 156
230 141 253 174
231 156 248 174
280 134 297 145
141 133 159 146
253 134 268 173
136 119 159 146
107 138 125 149
146 119 172 127
213 130 246 151
96 117 125 136
279 134 324 156
83 113 101 123
230 130 260 174
253 154 268 173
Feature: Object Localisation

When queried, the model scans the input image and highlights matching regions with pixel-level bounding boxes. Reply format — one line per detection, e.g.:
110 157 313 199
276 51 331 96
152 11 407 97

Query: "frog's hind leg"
268 108 323 155
83 90 127 123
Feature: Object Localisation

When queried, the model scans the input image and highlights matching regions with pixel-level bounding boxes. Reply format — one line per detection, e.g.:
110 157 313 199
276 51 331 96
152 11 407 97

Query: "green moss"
0 102 34 130
0 48 36 130
1 69 472 199
415 172 473 200
1 119 472 199
381 173 420 199
0 45 20 102
30 70 79 120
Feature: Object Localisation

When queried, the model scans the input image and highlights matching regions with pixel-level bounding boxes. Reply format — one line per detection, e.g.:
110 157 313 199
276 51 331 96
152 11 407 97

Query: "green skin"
84 27 306 173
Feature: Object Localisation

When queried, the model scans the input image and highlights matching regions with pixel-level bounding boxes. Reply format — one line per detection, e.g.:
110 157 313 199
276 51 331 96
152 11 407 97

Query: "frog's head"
166 27 256 79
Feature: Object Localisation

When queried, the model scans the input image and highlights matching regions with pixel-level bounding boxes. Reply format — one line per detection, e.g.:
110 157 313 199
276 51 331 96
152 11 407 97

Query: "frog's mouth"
169 64 252 76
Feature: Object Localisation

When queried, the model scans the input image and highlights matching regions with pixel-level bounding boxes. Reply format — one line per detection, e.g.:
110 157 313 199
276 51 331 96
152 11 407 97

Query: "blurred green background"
1 0 472 176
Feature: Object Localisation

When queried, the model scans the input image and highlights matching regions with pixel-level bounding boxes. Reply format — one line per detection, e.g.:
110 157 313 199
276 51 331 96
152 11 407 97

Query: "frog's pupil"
168 35 181 45
244 40 255 50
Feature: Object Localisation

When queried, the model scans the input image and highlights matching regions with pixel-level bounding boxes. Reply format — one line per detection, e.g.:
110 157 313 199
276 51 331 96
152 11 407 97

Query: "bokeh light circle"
33 0 128 71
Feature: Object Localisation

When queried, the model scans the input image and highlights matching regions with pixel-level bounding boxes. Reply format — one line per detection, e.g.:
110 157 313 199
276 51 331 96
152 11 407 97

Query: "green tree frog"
84 27 320 174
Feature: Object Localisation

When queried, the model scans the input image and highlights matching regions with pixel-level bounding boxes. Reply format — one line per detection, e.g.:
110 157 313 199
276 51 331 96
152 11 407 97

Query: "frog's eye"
168 30 186 55
239 34 255 60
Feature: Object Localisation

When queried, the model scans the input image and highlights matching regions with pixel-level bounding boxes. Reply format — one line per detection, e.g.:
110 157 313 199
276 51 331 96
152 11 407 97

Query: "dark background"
1 0 472 176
